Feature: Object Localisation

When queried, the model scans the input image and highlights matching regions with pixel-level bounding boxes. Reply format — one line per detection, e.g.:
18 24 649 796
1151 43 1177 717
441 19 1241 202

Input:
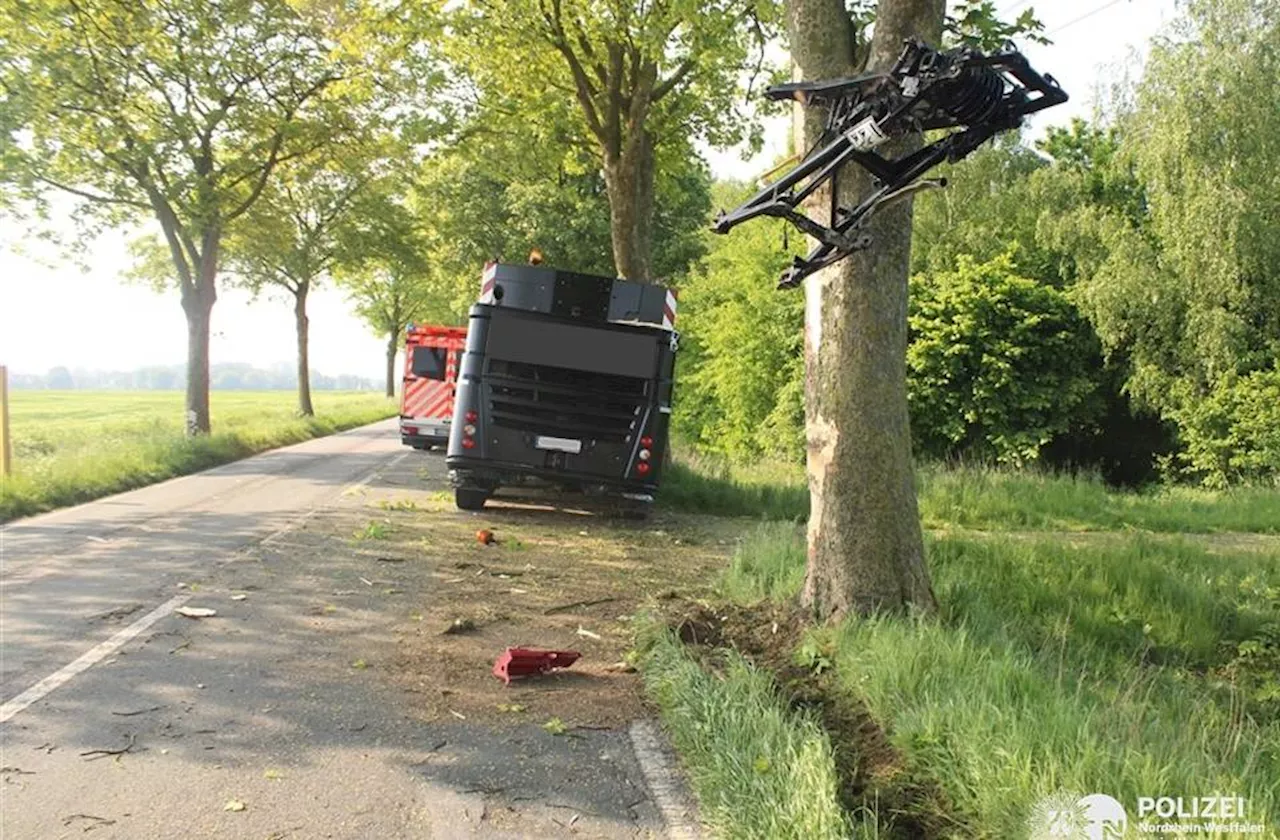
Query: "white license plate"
534 435 582 454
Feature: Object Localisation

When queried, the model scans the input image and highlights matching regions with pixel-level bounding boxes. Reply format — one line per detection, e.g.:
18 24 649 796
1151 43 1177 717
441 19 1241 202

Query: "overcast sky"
0 0 1180 380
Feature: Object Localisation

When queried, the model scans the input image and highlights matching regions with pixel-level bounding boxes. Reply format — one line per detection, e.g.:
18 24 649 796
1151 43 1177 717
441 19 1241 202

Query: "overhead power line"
1047 0 1130 37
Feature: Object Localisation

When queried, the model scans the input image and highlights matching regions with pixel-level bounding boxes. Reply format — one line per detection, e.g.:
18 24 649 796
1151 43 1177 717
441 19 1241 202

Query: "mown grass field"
643 466 1280 839
0 390 396 522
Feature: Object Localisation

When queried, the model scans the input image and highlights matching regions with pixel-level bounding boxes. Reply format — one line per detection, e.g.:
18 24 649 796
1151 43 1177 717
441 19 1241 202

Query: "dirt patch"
315 485 746 730
666 599 970 840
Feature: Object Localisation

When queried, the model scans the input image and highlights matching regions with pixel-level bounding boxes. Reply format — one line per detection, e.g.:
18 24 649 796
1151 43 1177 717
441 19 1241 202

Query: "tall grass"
714 525 1280 836
919 464 1280 534
1 391 396 521
637 624 856 840
661 454 1280 534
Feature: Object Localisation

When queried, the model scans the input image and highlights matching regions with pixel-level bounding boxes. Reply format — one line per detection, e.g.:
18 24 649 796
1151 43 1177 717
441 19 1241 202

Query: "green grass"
661 455 1280 534
919 464 1280 534
700 524 1280 837
1 390 396 522
659 457 808 520
637 623 858 840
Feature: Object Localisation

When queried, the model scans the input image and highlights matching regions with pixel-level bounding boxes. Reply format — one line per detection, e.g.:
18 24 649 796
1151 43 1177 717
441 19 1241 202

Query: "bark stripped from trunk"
294 281 314 417
789 0 941 620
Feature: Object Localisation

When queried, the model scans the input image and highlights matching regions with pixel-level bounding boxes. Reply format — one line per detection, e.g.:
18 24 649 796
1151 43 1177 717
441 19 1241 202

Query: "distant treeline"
11 364 380 392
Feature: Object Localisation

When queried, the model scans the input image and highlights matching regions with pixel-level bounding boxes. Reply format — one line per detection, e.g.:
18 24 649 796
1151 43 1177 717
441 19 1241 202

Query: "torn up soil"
303 484 746 730
664 600 971 840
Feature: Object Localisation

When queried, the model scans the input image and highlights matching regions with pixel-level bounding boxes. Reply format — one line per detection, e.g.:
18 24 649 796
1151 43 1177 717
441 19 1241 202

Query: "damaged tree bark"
788 0 941 620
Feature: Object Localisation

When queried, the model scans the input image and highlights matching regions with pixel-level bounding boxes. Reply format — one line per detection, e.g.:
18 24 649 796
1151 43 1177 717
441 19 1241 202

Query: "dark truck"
446 261 678 511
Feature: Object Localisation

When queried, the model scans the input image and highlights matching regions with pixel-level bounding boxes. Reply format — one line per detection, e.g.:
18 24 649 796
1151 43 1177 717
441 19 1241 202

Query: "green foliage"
636 625 852 840
917 464 1280 533
907 253 1101 465
720 522 807 604
1049 0 1280 486
1173 366 1280 488
674 180 805 461
0 391 396 522
0 0 371 269
658 458 810 521
714 525 1280 835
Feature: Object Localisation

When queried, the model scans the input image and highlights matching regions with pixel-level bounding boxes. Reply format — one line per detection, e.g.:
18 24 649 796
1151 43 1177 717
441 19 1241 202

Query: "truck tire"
455 487 490 511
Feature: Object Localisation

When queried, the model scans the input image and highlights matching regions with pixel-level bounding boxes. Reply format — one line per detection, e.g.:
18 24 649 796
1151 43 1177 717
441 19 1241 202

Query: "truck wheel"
455 488 490 511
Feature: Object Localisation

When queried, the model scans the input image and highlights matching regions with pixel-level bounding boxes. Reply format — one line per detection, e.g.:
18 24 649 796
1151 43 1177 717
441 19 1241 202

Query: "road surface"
0 420 695 839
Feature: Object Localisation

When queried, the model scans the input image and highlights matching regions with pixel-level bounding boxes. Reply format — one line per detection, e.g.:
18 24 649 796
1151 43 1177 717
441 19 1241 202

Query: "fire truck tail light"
463 424 476 436
461 437 476 450
465 410 478 423
635 461 651 476
405 426 418 435
640 436 653 448
638 449 651 461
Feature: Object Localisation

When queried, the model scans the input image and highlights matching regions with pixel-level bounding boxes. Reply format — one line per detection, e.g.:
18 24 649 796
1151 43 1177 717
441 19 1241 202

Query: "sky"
0 0 1180 381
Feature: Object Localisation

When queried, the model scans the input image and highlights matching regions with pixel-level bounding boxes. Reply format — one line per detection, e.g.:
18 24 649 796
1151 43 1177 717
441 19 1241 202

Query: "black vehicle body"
446 262 677 511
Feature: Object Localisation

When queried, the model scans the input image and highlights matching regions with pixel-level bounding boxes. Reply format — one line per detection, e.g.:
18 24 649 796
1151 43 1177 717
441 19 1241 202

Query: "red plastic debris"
492 647 581 684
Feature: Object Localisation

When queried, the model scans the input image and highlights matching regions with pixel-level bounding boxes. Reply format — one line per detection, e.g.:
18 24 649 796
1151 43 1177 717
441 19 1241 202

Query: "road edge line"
0 593 191 724
628 719 701 840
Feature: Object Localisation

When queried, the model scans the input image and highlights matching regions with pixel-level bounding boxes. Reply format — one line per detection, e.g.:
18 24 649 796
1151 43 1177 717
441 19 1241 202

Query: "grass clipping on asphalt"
638 518 1280 839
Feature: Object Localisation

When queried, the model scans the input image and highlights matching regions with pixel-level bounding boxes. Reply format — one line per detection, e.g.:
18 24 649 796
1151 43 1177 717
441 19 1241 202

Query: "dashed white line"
629 719 701 839
0 594 191 724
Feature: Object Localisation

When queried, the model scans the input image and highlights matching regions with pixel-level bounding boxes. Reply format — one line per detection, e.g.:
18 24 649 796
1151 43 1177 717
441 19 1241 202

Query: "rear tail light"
461 437 476 450
636 461 650 476
640 435 653 448
638 448 651 461
465 410 478 423
463 424 476 436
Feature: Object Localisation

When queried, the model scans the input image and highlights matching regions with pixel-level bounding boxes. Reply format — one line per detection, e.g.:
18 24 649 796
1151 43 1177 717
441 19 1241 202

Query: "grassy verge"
675 524 1280 837
1 390 396 521
636 622 856 839
918 464 1280 533
660 454 1280 533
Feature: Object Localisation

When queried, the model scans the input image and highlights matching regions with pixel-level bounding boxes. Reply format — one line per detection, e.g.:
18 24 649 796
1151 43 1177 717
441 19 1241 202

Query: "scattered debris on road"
492 647 581 684
175 606 217 619
442 617 478 635
230 594 248 601
80 734 138 760
110 705 165 717
544 596 616 615
476 528 496 545
576 625 602 641
223 799 247 812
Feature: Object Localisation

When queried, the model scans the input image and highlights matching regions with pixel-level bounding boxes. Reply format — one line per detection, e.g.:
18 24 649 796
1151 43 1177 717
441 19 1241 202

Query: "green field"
0 390 397 522
642 470 1280 839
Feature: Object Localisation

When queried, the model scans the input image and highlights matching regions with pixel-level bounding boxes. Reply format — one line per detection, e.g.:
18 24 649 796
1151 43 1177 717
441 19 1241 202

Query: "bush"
907 252 1102 465
1174 365 1280 487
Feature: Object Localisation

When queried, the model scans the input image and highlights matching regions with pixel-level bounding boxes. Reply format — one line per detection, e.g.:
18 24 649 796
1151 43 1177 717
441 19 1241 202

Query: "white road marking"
0 594 191 724
629 719 701 839
0 443 412 724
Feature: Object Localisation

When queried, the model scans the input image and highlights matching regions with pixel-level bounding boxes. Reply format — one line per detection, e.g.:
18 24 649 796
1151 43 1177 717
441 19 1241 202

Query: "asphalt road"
0 420 695 839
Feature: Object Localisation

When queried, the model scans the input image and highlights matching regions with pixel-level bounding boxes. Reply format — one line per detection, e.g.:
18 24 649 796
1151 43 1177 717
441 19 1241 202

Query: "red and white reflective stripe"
479 262 497 304
404 378 451 420
662 288 678 330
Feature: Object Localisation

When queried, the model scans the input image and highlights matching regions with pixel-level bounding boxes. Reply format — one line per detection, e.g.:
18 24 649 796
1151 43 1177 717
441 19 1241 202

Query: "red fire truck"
400 324 468 450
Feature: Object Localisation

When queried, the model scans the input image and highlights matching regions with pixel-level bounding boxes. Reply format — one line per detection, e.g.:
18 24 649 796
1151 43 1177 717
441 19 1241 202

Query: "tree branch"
652 58 695 102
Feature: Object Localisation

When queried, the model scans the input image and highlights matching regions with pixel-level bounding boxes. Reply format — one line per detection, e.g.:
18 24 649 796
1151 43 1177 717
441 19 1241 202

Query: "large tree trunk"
602 128 656 283
181 258 218 437
385 332 398 399
294 281 314 417
790 0 942 620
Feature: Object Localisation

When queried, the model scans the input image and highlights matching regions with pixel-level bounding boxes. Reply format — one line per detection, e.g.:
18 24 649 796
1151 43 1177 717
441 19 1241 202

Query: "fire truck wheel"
455 487 490 511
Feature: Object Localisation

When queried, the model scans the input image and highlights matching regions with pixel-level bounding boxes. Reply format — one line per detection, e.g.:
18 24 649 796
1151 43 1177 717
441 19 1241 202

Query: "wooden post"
0 364 10 477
